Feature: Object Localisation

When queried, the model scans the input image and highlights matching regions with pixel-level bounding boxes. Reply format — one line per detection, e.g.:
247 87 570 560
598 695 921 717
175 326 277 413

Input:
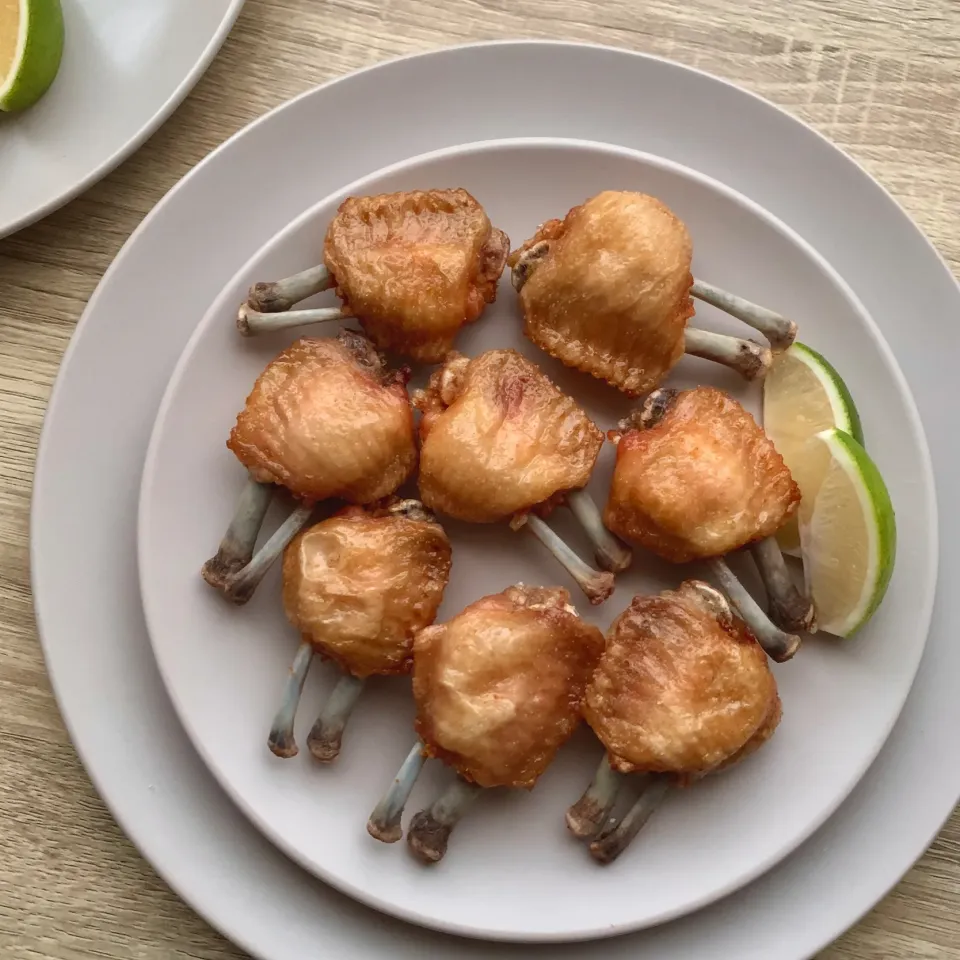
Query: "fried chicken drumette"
567 581 782 863
413 349 630 604
603 385 813 660
237 189 510 363
267 498 451 762
510 190 798 396
201 332 417 604
366 585 605 859
605 386 798 561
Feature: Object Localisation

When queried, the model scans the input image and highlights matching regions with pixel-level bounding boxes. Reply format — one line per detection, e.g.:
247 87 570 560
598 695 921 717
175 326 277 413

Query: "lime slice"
799 428 896 638
0 0 64 114
763 342 863 554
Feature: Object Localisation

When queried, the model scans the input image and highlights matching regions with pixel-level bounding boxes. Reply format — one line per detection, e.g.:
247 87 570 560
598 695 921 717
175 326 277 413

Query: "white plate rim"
136 134 938 942
0 0 247 239
30 40 960 960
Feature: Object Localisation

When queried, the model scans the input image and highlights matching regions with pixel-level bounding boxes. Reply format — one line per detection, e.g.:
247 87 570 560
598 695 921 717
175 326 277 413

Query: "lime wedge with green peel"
763 342 863 554
798 428 896 638
0 0 64 114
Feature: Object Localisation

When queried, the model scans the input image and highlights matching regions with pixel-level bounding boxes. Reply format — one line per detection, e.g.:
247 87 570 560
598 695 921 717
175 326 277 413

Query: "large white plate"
0 0 245 238
32 42 960 959
138 138 934 941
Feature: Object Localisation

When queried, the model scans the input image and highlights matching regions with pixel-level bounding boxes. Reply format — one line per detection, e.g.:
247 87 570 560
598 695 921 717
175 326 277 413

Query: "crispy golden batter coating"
282 501 452 678
584 582 781 776
323 189 509 363
414 350 604 522
716 692 783 772
604 386 800 562
227 333 417 503
413 584 605 788
511 191 694 396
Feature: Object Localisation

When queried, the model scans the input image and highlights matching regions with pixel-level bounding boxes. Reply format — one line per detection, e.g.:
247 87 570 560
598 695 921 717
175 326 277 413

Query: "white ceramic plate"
138 137 935 941
0 0 244 238
32 42 960 960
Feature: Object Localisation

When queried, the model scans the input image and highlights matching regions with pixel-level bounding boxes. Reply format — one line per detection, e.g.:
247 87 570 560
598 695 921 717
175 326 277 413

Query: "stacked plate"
32 42 960 959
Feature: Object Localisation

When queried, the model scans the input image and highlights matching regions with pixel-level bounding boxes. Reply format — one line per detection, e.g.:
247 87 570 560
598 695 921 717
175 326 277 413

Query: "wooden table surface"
3 1 959 957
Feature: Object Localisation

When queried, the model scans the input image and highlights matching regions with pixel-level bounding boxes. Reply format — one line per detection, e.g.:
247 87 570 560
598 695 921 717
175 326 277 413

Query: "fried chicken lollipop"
201 332 417 604
267 498 451 761
567 581 782 864
366 585 605 861
413 349 631 604
510 191 798 396
603 385 814 661
237 189 510 363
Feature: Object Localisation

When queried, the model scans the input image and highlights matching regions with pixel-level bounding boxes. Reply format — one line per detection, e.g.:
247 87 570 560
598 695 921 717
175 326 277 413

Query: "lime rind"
788 343 864 445
829 429 896 632
802 428 896 638
0 0 64 114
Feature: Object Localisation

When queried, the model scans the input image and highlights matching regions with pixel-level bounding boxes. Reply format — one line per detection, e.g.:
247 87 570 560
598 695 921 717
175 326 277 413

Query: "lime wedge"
763 342 862 554
799 428 896 638
0 0 64 114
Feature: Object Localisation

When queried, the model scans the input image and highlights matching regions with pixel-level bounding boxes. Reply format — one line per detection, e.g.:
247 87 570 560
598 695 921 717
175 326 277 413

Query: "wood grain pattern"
1 1 958 957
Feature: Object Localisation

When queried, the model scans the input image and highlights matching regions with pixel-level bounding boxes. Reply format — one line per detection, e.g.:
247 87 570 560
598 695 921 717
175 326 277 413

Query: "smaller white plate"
0 0 244 238
138 139 936 942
